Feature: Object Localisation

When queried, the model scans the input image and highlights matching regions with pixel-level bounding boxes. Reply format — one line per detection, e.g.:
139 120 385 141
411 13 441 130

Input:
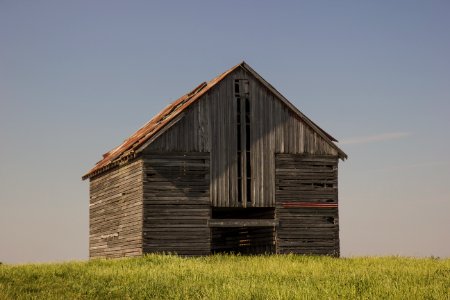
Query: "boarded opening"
275 154 339 256
210 208 275 254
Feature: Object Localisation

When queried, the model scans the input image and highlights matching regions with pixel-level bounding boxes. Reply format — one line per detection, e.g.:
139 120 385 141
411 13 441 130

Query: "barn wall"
211 68 338 208
89 159 144 258
142 153 211 256
275 154 339 255
142 67 339 209
235 68 339 208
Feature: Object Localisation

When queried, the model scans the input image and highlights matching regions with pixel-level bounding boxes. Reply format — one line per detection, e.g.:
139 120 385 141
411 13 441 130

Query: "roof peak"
82 62 346 180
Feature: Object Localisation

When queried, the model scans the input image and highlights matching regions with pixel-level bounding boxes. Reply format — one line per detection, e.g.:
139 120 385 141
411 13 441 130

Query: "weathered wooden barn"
82 62 347 258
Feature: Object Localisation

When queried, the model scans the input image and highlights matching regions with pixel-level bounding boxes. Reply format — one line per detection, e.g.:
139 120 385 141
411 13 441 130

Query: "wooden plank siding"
209 75 238 207
144 68 338 208
86 64 344 258
145 99 210 153
142 153 211 256
89 159 144 259
275 154 339 256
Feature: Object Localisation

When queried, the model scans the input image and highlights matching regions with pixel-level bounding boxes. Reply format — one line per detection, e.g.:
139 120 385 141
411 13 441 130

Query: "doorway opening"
210 207 276 254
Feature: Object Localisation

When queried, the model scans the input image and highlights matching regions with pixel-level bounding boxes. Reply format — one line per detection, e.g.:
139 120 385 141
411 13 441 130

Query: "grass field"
0 254 449 299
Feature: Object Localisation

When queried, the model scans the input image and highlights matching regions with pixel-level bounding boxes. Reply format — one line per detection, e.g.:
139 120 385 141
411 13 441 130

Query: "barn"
82 62 347 258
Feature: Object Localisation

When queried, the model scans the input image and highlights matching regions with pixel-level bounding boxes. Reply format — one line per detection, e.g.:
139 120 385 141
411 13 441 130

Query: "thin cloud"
361 161 450 174
340 132 411 145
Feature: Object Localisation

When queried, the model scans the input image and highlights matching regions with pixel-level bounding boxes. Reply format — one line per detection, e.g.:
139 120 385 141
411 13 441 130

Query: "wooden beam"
208 219 278 227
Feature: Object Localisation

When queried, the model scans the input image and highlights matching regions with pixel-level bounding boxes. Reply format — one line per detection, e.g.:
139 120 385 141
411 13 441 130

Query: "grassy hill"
1 255 449 299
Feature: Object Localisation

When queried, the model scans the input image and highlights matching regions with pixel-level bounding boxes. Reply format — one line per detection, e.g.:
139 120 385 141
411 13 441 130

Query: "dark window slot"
246 178 251 203
237 129 241 151
245 98 250 114
246 151 251 177
237 177 242 203
237 152 242 171
235 79 250 204
245 125 250 147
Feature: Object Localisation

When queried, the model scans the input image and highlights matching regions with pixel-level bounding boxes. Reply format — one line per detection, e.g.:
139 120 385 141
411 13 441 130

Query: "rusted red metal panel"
82 65 241 180
281 202 338 208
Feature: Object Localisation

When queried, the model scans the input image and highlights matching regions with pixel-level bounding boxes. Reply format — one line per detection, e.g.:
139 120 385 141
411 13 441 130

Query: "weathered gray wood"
275 154 340 256
86 64 344 258
142 153 211 256
139 67 339 208
89 159 144 259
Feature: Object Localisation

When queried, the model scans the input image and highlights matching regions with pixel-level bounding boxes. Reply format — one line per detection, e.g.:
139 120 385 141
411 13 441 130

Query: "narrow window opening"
245 125 251 147
236 98 241 123
246 178 251 203
236 96 242 153
244 94 251 204
237 131 241 152
235 80 251 204
245 98 251 118
237 177 242 203
235 80 242 203
246 152 251 177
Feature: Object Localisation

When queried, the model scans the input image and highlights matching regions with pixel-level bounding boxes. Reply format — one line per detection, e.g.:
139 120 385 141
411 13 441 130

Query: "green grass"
1 255 449 299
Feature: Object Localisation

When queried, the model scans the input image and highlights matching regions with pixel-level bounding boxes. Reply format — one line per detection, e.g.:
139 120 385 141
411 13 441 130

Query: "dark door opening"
210 208 276 254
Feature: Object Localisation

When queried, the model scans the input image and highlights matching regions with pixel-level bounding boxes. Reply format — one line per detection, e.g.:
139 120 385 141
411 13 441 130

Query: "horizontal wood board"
143 153 211 256
275 154 340 256
89 159 144 259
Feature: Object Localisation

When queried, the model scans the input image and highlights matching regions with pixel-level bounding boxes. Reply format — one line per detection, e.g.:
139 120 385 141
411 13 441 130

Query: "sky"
1 1 449 263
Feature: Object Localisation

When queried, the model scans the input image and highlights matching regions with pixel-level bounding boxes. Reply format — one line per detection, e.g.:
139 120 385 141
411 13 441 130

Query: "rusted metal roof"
82 63 241 180
82 61 346 180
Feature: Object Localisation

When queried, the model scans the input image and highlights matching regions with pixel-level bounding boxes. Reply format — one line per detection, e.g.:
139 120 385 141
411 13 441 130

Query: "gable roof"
82 62 347 180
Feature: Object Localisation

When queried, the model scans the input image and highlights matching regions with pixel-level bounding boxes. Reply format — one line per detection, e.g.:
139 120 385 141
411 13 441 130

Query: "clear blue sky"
1 1 449 263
